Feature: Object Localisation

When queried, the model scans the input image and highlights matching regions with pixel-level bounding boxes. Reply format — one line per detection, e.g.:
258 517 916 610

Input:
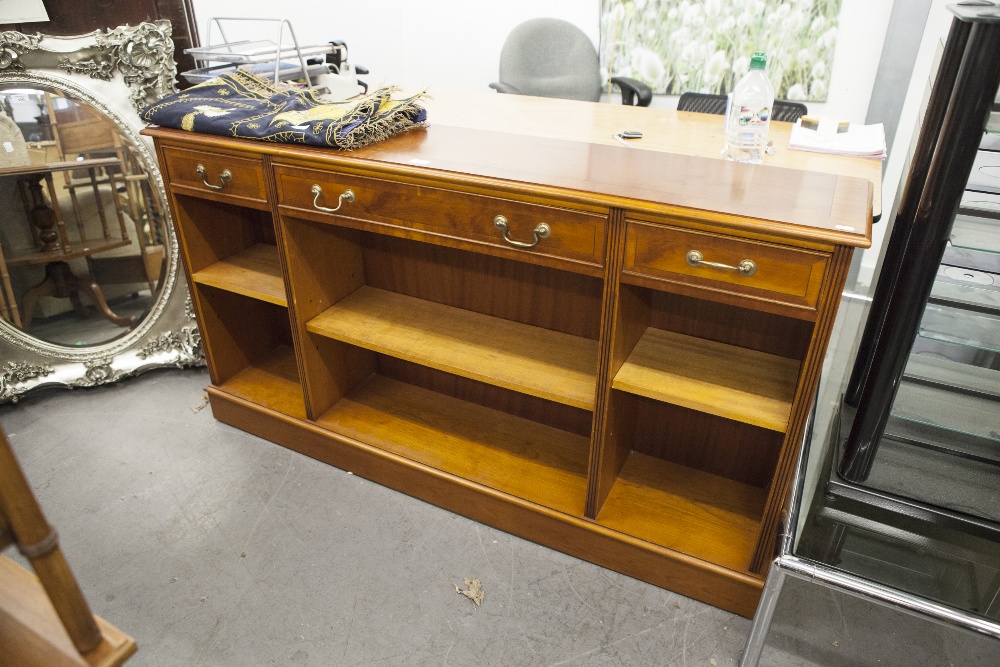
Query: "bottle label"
738 106 771 126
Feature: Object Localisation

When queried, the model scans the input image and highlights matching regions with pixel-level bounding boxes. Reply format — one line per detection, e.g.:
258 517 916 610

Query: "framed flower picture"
600 0 841 102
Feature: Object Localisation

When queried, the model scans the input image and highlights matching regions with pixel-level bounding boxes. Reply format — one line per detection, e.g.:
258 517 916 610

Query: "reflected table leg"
20 261 137 331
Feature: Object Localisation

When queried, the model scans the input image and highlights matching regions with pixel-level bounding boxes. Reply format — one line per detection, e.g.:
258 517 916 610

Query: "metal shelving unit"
743 5 1000 664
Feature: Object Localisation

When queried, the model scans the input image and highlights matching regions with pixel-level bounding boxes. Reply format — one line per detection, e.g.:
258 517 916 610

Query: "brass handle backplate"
312 185 355 213
195 164 232 190
686 250 757 277
494 215 550 248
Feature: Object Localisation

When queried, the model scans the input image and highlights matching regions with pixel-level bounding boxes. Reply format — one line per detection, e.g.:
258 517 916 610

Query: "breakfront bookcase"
145 114 872 616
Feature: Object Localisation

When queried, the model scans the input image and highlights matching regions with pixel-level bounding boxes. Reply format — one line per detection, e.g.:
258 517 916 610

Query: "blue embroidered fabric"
141 71 427 150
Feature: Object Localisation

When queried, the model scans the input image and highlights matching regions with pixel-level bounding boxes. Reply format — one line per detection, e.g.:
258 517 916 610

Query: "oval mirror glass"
0 83 168 348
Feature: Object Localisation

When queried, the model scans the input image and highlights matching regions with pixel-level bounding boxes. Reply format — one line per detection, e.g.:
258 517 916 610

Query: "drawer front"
624 221 828 309
163 146 268 206
275 166 606 268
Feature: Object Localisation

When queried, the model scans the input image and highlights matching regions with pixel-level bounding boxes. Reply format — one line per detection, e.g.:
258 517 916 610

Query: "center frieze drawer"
274 165 607 270
623 221 829 310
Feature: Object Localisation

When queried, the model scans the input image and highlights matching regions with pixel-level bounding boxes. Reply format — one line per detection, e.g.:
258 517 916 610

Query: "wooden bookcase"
146 117 871 617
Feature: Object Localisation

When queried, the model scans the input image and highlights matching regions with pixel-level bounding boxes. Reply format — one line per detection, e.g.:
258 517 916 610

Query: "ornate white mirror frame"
0 21 202 403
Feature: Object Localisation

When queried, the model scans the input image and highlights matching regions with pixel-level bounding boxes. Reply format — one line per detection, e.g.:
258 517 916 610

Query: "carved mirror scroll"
0 22 202 403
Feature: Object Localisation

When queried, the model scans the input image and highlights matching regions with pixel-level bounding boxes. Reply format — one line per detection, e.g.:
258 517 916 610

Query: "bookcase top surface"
145 93 875 248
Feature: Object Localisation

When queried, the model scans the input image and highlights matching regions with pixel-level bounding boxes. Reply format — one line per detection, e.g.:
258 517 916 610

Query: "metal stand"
839 7 1000 482
183 17 335 90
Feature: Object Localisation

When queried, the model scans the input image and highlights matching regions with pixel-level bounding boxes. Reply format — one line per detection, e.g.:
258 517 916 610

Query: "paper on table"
788 120 887 159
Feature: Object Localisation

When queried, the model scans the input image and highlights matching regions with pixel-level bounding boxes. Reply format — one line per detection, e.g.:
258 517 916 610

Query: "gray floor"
2 368 1000 666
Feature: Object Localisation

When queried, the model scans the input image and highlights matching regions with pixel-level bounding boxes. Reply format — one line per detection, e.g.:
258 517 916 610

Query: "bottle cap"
750 52 767 70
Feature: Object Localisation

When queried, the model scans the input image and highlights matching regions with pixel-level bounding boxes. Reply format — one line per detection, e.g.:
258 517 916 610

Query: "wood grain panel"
749 244 855 573
307 287 599 410
275 165 607 271
316 374 590 517
377 356 594 437
170 195 273 274
596 452 766 572
624 221 829 311
219 344 306 420
589 257 649 516
191 243 286 306
163 146 268 209
613 328 800 432
279 217 373 420
145 123 873 248
362 233 604 339
193 285 293 386
647 289 813 360
421 90 882 219
625 394 784 488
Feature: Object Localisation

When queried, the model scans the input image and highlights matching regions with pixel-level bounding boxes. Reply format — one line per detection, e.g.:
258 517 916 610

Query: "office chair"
677 92 808 122
489 18 653 107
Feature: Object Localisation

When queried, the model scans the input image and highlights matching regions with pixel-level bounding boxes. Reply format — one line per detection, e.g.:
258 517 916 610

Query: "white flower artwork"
600 0 841 102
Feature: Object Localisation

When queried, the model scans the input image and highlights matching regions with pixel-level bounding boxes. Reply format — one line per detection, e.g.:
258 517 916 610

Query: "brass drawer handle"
686 250 757 277
311 185 355 213
494 215 550 248
195 164 232 190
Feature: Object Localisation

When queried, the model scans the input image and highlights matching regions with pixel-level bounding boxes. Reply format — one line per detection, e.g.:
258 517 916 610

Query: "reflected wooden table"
0 158 136 331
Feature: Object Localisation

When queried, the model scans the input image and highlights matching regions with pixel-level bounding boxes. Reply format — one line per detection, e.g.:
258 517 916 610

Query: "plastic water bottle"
725 52 774 164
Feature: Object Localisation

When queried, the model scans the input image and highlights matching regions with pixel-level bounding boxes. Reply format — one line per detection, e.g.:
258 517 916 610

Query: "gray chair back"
497 18 602 102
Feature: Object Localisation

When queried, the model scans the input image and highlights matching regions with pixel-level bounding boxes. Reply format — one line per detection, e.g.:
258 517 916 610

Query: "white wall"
856 0 955 287
187 0 891 120
186 1 597 92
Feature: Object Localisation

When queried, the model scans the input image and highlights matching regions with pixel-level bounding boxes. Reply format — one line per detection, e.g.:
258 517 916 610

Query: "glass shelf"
931 267 1000 314
891 355 1000 448
918 302 1000 353
987 110 1000 135
961 190 1000 213
951 214 1000 254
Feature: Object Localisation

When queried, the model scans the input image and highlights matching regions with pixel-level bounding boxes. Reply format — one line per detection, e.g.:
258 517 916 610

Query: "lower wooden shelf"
314 374 590 517
596 452 766 572
205 388 766 617
613 327 800 432
306 286 599 411
217 345 306 420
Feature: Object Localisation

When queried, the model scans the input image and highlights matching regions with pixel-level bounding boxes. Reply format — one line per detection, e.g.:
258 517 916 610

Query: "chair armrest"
610 76 653 107
489 82 523 95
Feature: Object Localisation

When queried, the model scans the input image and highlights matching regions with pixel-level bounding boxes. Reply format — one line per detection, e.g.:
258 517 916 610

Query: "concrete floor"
2 367 1000 666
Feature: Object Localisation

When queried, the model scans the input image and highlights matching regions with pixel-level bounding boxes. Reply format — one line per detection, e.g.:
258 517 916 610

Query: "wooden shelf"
218 345 305 419
316 374 590 517
306 286 599 410
192 244 286 306
597 453 766 572
613 328 800 432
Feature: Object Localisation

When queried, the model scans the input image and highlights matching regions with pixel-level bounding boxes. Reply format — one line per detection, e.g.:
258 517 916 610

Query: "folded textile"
788 119 886 159
141 71 427 150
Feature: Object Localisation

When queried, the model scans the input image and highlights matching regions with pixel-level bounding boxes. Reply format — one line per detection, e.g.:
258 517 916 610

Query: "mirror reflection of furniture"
490 18 653 106
0 23 202 402
46 94 161 293
0 426 137 667
1 159 137 331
